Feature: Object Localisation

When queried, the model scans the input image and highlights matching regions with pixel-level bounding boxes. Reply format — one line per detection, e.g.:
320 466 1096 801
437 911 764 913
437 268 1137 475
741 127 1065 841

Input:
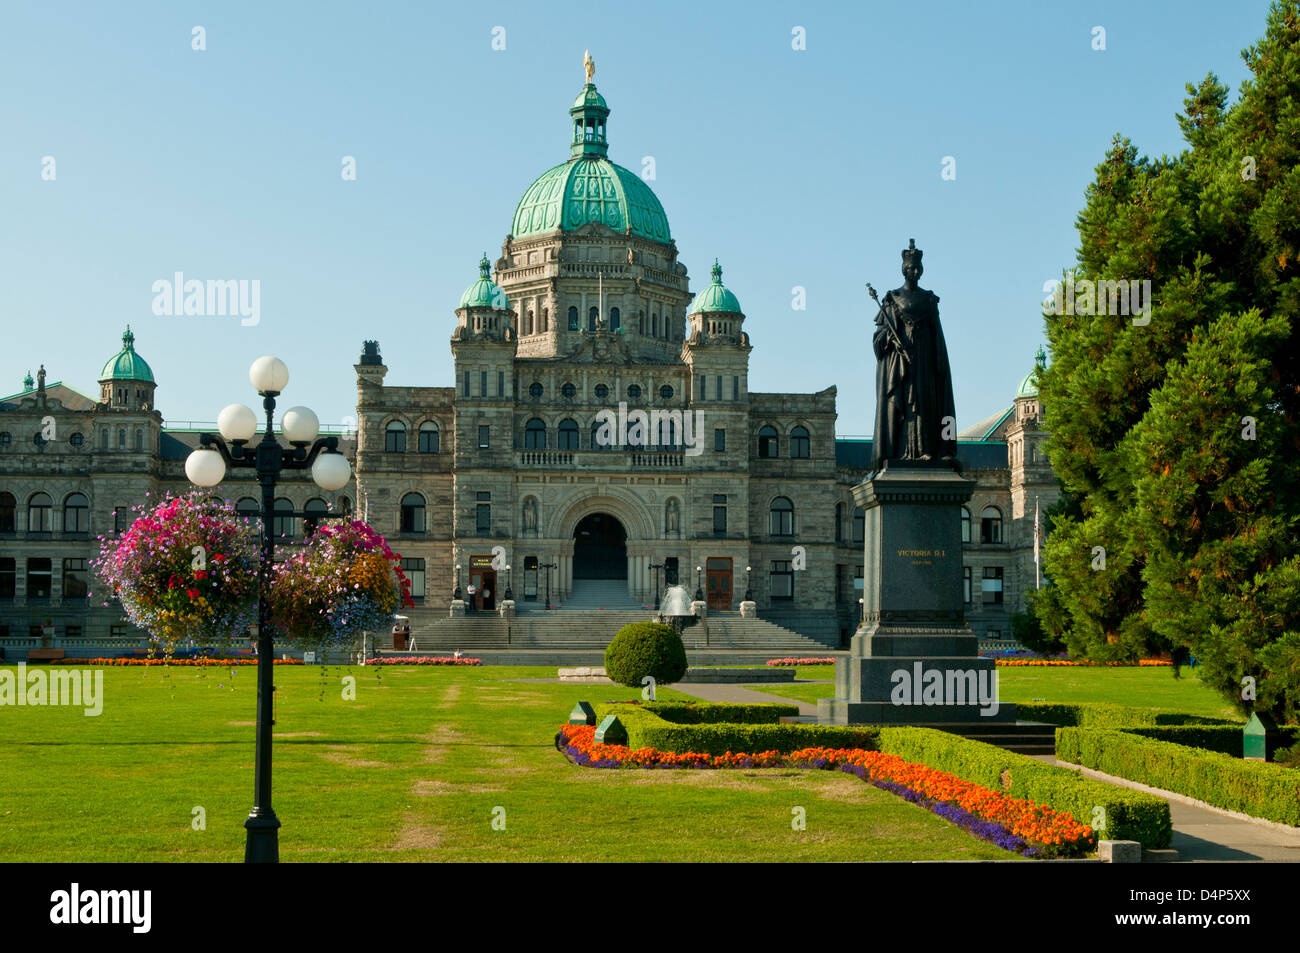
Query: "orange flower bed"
556 724 1095 857
994 659 1171 667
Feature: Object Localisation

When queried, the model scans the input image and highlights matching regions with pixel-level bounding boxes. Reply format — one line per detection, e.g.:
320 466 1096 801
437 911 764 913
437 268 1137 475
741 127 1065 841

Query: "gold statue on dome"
584 49 594 82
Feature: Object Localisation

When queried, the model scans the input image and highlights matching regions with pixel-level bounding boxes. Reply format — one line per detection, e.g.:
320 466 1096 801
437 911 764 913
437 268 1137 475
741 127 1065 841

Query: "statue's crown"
902 238 923 266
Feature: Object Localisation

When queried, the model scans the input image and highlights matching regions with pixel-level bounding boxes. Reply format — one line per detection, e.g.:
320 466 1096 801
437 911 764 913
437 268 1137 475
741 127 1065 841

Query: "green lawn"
747 666 1242 720
0 664 1010 862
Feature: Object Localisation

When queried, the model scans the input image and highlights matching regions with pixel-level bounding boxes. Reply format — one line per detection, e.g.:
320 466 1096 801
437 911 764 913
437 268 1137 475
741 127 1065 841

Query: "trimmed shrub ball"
604 621 688 688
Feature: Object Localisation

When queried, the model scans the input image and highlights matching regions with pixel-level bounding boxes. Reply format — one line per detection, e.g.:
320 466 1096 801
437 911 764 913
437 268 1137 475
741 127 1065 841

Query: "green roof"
458 255 509 310
99 326 155 383
510 80 671 243
688 260 742 314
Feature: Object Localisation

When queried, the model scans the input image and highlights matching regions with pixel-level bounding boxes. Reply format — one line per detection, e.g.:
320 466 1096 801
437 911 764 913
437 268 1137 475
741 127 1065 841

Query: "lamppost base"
245 810 281 863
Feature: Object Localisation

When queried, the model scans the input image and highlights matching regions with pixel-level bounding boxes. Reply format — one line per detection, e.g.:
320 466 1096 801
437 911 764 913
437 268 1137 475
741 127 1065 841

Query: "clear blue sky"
0 0 1274 434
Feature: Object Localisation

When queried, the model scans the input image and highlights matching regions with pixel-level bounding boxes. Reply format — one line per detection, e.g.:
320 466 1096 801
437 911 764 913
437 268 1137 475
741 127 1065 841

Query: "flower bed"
556 724 1095 858
994 658 1171 667
51 657 304 667
765 657 837 667
364 656 482 666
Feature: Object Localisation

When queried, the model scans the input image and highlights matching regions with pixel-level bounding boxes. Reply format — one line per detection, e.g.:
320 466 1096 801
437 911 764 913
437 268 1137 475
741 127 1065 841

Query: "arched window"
385 421 407 453
609 307 620 331
118 428 126 450
541 307 549 332
524 418 547 450
961 507 971 544
638 311 645 334
590 419 609 450
769 497 794 536
400 493 426 534
588 306 599 331
236 497 259 520
835 502 844 543
568 306 579 330
790 426 810 458
418 422 440 453
652 313 659 338
303 498 328 537
28 493 52 532
273 498 295 538
526 310 534 335
135 429 143 451
63 493 90 534
758 425 779 458
980 506 1003 544
0 492 15 533
558 419 579 451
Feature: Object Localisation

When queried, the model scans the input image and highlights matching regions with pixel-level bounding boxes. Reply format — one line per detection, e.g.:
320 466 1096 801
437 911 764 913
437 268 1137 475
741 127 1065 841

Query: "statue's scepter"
866 283 909 366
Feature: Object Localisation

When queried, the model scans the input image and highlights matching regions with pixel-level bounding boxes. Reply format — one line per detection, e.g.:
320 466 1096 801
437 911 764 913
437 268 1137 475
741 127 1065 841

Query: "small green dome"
1017 345 1047 397
573 85 608 111
99 326 155 383
459 255 509 310
687 260 742 315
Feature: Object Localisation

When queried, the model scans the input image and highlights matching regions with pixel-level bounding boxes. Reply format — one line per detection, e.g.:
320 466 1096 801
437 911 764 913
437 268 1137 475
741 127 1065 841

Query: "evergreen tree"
1037 1 1300 720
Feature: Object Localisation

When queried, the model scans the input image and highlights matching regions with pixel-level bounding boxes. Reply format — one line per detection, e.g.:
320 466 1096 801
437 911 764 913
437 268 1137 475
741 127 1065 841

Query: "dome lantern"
570 50 610 159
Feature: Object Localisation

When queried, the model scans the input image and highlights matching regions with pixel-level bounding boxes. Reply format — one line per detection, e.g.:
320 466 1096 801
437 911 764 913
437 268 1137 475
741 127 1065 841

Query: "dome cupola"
459 254 509 310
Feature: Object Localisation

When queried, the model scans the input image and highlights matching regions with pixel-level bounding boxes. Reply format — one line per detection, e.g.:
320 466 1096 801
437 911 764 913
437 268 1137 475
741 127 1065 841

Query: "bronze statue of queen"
867 240 958 472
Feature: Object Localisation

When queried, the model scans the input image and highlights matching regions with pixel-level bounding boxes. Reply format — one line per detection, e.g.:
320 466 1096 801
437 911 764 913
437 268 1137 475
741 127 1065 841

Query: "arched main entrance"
573 512 627 580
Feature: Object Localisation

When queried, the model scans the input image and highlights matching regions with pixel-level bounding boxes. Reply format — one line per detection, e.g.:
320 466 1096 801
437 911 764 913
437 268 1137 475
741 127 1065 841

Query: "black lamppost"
649 561 664 610
541 562 557 609
695 564 703 602
453 563 462 601
185 355 352 864
504 564 513 601
744 565 753 601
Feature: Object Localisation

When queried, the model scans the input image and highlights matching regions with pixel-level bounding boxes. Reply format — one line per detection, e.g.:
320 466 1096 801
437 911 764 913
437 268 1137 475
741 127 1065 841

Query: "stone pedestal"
819 463 1016 725
499 599 515 620
739 600 757 618
449 600 466 618
690 600 707 619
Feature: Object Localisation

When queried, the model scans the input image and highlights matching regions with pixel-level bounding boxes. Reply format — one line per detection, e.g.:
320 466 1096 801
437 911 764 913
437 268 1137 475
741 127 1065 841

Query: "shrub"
1057 728 1300 826
594 702 875 755
876 726 1172 848
1017 701 1237 728
604 622 688 687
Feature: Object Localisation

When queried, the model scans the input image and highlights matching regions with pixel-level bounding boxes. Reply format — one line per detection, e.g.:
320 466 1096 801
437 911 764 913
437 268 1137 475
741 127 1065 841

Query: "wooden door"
706 557 732 610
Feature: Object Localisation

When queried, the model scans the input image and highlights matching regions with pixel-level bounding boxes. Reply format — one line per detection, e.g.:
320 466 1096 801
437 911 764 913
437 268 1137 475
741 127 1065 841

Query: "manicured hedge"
644 701 799 725
1057 728 1300 827
1016 701 1238 728
1122 725 1244 756
594 702 878 756
876 726 1172 849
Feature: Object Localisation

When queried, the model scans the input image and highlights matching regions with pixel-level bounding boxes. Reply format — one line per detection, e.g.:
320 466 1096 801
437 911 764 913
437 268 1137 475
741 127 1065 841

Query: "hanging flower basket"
267 519 412 650
92 491 260 653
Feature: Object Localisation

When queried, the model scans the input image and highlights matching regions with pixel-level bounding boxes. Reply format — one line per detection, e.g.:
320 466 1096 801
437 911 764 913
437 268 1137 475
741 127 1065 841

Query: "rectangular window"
963 566 972 605
732 376 739 400
478 425 490 449
770 560 794 600
480 371 487 397
498 371 504 397
835 564 842 602
712 501 727 536
664 556 679 586
476 503 491 535
982 567 1004 605
463 371 470 397
852 507 865 544
0 558 14 598
715 375 722 400
65 625 83 639
111 624 128 637
853 565 863 593
113 506 127 533
62 558 89 598
27 557 52 599
714 428 725 452
523 555 539 599
476 491 491 501
401 558 426 601
698 375 705 401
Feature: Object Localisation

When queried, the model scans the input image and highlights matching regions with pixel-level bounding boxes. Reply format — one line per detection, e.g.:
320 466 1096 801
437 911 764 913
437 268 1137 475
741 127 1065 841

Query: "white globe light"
281 406 320 444
312 452 351 491
185 448 226 487
249 356 289 394
217 403 259 442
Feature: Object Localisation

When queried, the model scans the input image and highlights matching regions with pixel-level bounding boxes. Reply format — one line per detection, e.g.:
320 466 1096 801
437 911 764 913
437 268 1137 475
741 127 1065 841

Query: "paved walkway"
676 683 1300 862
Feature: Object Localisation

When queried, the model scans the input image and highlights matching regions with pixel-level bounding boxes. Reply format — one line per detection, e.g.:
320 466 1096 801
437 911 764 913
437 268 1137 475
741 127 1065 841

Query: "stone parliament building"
0 69 1059 654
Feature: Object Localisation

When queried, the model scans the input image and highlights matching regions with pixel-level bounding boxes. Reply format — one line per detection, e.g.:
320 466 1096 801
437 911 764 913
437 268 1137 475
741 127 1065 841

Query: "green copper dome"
1017 345 1047 397
510 76 671 243
459 255 509 309
99 326 155 383
687 260 742 314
